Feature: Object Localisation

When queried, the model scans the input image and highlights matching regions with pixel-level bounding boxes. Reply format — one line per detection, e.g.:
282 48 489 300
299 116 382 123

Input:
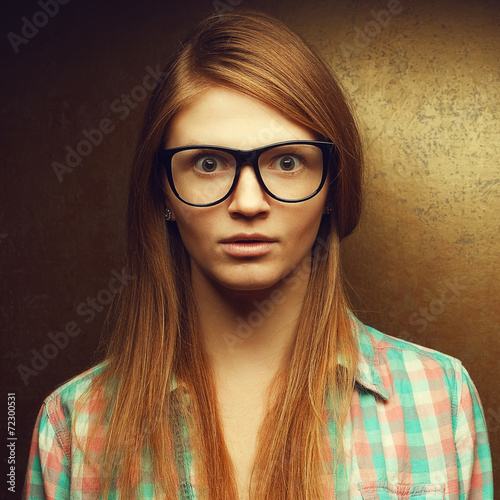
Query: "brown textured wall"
1 0 498 493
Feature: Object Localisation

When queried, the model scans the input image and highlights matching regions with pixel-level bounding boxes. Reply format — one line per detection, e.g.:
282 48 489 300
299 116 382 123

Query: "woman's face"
164 87 329 293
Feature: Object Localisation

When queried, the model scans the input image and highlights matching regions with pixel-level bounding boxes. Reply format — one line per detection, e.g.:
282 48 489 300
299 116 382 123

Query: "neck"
191 259 312 385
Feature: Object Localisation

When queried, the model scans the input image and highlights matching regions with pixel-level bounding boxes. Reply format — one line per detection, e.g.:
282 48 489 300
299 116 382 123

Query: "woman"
24 10 492 500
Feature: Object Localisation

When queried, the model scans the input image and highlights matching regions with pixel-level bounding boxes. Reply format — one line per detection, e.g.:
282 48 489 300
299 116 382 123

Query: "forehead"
165 86 319 150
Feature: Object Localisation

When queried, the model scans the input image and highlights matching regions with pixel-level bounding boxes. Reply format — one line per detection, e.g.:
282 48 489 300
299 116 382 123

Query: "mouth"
220 233 277 244
219 234 277 257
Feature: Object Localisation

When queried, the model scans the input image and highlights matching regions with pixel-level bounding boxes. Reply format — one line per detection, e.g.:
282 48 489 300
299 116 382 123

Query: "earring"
325 207 333 215
164 207 172 221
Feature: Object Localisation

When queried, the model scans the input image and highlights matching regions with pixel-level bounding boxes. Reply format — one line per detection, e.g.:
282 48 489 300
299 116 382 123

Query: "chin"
213 274 281 294
221 280 277 293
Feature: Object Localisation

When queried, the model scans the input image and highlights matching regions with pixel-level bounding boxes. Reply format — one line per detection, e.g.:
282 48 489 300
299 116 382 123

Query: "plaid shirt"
23 320 493 499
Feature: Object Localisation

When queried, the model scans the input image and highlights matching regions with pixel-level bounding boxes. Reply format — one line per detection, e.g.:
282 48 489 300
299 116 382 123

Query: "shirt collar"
351 317 390 400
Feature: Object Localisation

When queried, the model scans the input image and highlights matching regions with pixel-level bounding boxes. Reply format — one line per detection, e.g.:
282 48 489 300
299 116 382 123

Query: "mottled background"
1 0 499 494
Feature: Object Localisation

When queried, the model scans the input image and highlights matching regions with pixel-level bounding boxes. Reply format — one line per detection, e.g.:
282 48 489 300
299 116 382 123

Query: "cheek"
172 207 218 254
172 204 196 228
292 201 326 237
175 211 201 245
281 205 326 264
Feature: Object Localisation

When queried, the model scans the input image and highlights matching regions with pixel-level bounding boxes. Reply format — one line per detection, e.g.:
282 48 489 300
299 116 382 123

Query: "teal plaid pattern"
23 319 493 498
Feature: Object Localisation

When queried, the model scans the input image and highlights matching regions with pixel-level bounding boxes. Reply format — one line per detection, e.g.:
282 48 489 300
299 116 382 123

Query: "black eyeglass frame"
157 140 338 207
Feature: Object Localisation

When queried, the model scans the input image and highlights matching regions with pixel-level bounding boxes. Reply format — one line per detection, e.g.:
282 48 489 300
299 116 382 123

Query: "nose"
227 164 270 217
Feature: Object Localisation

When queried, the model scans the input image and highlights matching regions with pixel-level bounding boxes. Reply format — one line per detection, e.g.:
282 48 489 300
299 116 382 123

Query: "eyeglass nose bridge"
229 149 269 195
233 148 260 168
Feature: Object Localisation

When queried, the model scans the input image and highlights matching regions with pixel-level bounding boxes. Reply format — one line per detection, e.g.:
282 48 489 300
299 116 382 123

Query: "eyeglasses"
157 140 337 207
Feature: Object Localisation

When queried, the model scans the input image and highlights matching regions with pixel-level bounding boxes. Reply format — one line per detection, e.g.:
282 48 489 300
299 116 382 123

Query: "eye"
271 154 304 172
278 155 299 171
194 155 226 173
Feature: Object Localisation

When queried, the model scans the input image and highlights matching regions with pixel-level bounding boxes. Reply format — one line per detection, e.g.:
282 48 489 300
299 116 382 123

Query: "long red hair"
79 10 364 499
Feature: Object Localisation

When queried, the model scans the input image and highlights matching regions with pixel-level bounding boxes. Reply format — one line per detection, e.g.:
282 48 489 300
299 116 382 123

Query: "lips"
220 233 277 244
219 233 277 257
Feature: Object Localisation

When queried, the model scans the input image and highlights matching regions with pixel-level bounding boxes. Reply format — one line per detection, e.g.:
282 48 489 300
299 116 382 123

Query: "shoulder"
44 362 107 404
25 363 109 469
352 317 469 403
40 362 108 429
359 320 462 367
